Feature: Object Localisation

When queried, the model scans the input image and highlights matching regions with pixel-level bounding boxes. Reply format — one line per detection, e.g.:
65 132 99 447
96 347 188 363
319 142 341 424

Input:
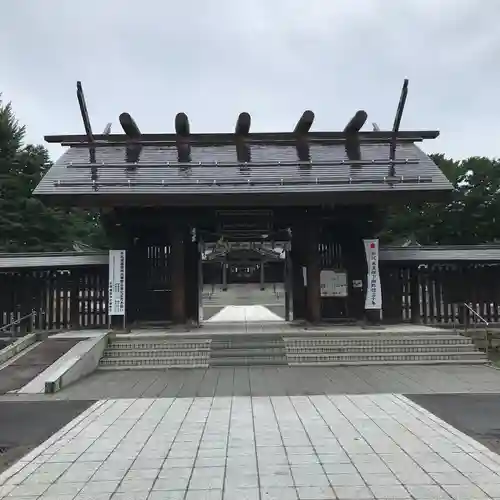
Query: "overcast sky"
1 0 499 161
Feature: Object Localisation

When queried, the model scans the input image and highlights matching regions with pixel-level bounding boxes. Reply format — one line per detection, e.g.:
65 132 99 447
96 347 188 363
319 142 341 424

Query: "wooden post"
70 268 80 329
291 225 306 321
184 235 201 324
343 237 366 321
170 225 186 324
260 260 265 290
410 267 421 324
305 223 321 324
19 272 32 334
284 247 293 321
222 260 228 291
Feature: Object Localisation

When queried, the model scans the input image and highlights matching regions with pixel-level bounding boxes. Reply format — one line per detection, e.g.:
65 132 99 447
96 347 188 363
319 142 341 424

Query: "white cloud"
1 0 499 160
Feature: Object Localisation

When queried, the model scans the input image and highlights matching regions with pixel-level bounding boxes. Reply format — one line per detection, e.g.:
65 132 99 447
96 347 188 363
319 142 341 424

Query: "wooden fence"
3 259 500 333
381 263 500 325
0 266 108 336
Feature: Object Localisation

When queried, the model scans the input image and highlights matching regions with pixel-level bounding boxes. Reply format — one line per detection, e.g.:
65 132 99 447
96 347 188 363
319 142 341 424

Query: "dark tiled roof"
35 141 452 198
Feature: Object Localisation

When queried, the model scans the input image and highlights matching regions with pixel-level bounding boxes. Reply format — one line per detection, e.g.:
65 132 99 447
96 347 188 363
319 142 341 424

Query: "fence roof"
1 245 500 270
379 245 500 262
0 252 108 269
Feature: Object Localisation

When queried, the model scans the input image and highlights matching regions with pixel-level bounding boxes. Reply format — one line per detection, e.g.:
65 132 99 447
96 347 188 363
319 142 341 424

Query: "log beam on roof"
119 112 143 164
76 81 96 166
175 112 191 163
235 112 251 165
344 110 368 163
294 110 315 135
294 110 314 163
389 79 409 176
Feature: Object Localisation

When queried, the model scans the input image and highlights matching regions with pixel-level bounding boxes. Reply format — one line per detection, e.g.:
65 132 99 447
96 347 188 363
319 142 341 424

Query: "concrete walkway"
2 394 500 499
3 364 499 401
206 306 284 323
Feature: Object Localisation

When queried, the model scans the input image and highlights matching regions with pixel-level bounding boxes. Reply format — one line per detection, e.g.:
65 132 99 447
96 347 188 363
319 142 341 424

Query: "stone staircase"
99 336 211 369
210 334 287 366
98 330 487 369
284 334 487 365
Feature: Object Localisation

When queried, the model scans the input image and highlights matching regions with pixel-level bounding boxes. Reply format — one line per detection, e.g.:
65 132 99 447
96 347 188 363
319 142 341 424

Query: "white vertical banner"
363 239 382 310
108 250 126 316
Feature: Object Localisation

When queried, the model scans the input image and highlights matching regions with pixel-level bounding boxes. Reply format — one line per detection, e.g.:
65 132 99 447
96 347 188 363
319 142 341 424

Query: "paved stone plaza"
3 336 500 499
22 364 500 401
3 394 500 499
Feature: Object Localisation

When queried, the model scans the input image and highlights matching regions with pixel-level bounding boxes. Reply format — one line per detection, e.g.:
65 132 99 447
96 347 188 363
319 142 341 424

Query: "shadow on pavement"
408 394 500 455
0 400 95 473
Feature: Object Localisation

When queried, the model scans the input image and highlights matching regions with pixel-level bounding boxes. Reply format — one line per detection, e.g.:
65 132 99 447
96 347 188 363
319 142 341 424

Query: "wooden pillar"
343 236 366 321
184 235 200 324
222 260 228 291
19 272 34 334
305 222 321 324
410 267 421 324
170 225 186 324
291 225 306 321
70 268 81 329
284 247 292 321
260 260 265 290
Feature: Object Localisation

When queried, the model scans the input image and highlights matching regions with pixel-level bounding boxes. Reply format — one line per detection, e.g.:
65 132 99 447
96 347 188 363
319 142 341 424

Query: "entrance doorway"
199 240 291 323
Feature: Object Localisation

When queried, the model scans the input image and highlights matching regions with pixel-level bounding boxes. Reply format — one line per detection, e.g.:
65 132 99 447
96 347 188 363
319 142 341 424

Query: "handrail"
462 302 490 356
0 310 37 334
463 302 489 326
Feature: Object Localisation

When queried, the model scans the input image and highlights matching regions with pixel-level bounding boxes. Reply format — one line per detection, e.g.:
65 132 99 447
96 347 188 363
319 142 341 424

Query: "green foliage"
380 154 500 245
0 96 106 252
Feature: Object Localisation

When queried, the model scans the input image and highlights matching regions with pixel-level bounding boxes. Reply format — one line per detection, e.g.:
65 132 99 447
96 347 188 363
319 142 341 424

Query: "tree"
380 154 500 245
0 96 106 252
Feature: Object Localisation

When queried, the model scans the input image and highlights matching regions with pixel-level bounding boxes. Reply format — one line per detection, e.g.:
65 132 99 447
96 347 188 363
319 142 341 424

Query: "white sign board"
320 270 348 297
363 239 382 309
108 250 126 316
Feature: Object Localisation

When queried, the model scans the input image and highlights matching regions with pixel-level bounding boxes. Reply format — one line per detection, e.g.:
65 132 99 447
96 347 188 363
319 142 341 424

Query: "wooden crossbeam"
49 130 440 145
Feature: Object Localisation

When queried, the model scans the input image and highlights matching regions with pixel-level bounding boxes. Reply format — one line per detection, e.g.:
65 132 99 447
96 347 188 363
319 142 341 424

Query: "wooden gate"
128 241 172 324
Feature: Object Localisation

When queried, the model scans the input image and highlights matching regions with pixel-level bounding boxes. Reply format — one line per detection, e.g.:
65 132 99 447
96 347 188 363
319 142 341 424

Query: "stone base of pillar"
109 315 127 331
365 309 381 325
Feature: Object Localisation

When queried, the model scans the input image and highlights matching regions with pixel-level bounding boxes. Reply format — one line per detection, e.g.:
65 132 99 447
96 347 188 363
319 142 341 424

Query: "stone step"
284 336 475 347
286 344 477 354
210 356 288 366
108 340 211 350
102 348 211 358
99 355 209 369
211 340 284 349
288 359 488 366
211 348 286 358
287 351 486 365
